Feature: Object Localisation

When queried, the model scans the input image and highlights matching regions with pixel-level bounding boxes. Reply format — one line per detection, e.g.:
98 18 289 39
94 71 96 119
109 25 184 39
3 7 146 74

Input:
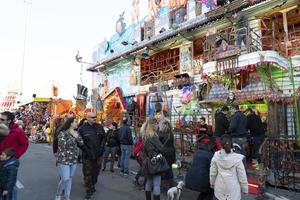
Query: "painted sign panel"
180 42 194 76
107 61 139 97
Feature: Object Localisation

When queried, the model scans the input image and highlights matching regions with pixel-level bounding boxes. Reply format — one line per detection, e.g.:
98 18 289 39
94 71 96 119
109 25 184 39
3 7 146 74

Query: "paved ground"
18 143 145 200
17 143 299 200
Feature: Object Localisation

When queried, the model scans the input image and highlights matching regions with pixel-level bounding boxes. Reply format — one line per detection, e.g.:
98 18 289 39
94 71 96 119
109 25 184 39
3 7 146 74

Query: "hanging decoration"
181 85 197 104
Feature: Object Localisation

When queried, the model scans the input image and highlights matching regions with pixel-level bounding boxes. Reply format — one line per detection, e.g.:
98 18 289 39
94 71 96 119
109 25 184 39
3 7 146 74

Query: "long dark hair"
59 117 76 132
221 134 232 154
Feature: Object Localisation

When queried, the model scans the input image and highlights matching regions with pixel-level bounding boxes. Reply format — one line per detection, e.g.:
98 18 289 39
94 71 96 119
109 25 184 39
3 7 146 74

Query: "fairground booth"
87 0 300 194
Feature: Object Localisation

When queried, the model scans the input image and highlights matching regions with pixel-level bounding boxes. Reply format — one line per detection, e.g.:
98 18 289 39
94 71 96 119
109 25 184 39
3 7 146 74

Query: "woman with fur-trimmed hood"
158 118 176 187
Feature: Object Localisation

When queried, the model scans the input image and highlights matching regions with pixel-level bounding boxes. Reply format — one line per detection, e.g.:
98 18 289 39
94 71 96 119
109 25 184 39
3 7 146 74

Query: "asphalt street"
18 143 146 200
17 143 299 200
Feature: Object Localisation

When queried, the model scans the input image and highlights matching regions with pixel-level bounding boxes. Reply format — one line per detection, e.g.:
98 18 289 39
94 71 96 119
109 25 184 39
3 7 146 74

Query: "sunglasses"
89 116 96 119
0 118 6 122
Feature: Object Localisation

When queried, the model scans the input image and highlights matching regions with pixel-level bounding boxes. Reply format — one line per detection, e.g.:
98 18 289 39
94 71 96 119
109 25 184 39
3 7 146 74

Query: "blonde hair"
141 117 157 141
158 118 172 133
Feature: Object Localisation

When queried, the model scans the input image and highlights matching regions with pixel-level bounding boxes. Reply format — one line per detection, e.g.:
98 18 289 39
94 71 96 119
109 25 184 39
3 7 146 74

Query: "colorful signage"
180 41 194 76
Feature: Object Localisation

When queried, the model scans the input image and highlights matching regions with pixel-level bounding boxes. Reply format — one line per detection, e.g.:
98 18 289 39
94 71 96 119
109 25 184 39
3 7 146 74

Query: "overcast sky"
0 0 147 101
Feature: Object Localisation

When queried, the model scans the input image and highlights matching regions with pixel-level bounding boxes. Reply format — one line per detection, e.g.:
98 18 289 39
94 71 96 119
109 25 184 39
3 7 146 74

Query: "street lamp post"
19 0 32 102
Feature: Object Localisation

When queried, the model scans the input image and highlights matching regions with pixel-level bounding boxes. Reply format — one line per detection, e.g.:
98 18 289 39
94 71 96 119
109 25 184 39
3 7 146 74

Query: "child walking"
0 148 19 200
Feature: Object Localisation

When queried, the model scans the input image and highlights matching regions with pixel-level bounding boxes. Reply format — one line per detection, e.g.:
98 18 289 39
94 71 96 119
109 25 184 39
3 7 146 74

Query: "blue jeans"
120 145 132 174
10 186 17 200
237 33 246 47
56 163 77 198
145 175 161 195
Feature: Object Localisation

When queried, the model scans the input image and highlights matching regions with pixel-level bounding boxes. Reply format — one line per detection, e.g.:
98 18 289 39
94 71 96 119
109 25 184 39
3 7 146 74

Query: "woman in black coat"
158 119 176 188
185 140 215 200
142 117 165 200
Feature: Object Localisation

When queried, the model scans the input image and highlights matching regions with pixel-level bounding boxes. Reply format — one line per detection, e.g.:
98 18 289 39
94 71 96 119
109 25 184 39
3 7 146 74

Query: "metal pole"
289 58 300 143
19 0 32 102
282 11 289 56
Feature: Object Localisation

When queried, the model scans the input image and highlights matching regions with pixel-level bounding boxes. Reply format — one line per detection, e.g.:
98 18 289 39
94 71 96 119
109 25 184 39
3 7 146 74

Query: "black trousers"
82 157 102 194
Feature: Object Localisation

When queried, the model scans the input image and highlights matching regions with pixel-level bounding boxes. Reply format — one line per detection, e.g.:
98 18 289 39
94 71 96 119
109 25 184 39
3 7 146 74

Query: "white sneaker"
55 196 62 200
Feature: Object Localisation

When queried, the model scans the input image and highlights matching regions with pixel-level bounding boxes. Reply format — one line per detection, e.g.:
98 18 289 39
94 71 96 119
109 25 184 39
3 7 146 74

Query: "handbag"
146 153 170 176
145 137 170 176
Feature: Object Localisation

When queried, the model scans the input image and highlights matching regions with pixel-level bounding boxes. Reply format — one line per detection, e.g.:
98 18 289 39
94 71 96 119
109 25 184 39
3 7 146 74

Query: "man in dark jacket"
228 105 248 156
214 106 229 137
246 108 265 163
0 111 28 200
185 141 215 200
102 122 119 172
118 118 133 176
78 112 106 200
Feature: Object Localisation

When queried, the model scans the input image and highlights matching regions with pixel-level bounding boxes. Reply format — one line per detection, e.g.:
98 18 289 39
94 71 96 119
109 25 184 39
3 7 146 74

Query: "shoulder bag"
146 136 170 176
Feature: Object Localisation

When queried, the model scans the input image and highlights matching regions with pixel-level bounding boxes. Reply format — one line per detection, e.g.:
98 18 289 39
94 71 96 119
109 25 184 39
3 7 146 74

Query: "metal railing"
203 17 300 63
260 135 300 191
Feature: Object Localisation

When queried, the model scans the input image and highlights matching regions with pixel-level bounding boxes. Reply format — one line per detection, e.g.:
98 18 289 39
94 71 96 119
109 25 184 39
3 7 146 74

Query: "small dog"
167 181 184 200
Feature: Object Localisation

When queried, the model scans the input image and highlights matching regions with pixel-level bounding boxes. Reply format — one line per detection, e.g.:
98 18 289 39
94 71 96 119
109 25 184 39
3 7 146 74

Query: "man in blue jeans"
118 118 133 176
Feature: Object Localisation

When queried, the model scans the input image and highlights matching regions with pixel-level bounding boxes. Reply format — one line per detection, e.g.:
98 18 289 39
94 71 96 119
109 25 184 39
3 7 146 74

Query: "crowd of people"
15 103 51 143
0 103 266 200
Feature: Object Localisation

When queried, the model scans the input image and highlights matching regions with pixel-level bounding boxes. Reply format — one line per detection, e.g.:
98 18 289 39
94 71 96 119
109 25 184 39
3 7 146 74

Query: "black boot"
145 191 151 200
153 195 160 200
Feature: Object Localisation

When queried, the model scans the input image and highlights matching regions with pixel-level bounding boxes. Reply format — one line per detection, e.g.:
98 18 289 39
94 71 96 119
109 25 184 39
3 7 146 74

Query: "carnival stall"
18 97 72 142
87 0 300 194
